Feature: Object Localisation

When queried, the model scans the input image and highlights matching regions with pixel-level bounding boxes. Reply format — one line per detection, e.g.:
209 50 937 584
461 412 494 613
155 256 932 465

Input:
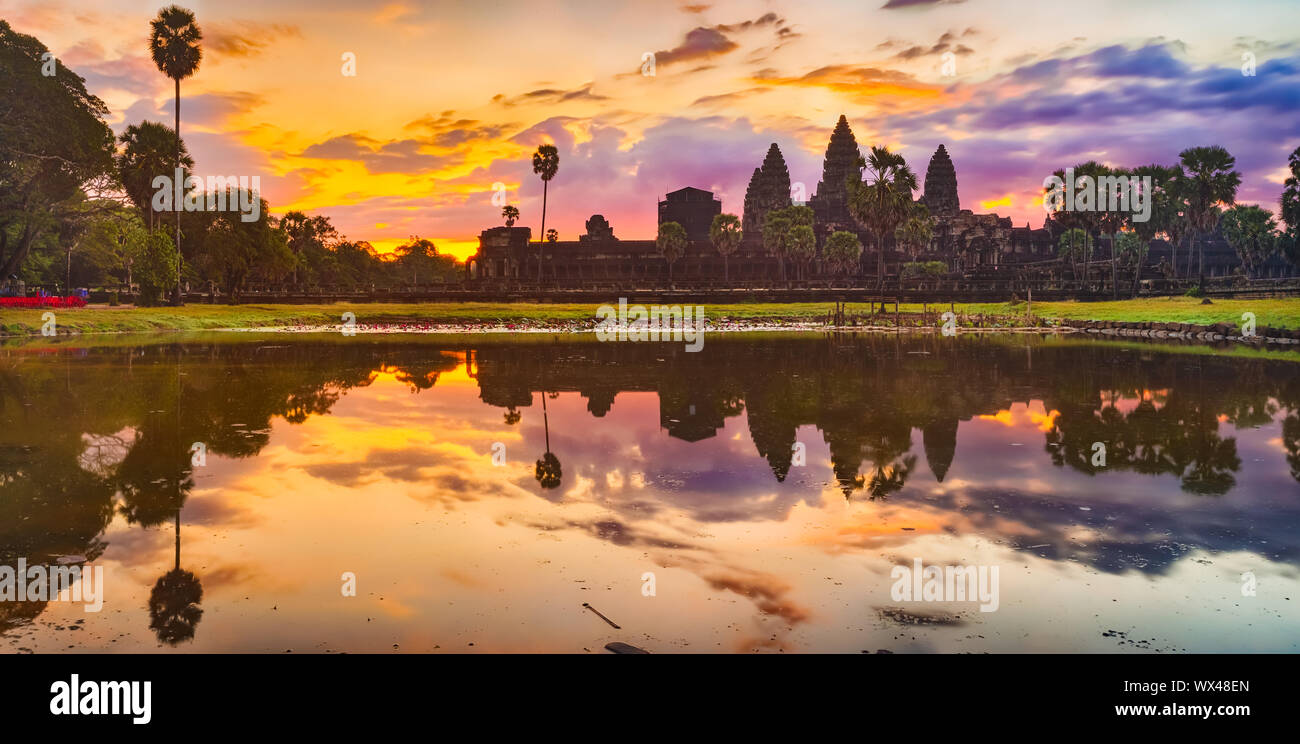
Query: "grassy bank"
1 296 1298 336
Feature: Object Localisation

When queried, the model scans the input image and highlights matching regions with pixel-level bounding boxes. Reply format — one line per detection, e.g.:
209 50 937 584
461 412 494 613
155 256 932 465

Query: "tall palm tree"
1130 164 1177 288
1178 145 1241 289
656 221 687 287
762 209 792 283
709 213 742 282
532 144 559 282
848 146 917 290
149 5 202 306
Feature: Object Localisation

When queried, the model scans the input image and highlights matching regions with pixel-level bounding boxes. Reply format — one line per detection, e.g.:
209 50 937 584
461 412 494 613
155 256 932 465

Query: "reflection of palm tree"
865 455 916 500
534 392 562 490
148 507 203 645
504 407 521 425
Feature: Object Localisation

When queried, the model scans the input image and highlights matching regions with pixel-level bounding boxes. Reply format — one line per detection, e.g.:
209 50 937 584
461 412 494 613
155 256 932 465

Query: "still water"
2 333 1297 653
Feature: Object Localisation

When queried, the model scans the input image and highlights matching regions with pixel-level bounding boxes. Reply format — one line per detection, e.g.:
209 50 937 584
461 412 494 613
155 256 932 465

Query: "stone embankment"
1061 319 1300 345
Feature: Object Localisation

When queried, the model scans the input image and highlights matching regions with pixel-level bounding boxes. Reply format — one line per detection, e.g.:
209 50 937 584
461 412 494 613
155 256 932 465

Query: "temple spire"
742 144 793 236
809 114 863 228
921 144 959 216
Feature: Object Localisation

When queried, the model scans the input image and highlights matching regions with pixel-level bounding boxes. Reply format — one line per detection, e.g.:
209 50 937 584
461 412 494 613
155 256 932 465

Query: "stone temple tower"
741 143 792 237
808 115 863 229
921 144 960 216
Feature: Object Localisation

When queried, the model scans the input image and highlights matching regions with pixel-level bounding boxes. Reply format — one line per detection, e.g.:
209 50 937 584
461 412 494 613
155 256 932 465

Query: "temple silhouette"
467 115 1288 284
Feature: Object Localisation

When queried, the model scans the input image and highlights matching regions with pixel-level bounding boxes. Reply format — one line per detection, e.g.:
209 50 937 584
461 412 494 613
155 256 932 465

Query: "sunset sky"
4 0 1299 260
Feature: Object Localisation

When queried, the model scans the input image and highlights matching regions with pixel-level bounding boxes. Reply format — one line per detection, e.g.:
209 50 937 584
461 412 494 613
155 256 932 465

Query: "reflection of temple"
464 335 1295 499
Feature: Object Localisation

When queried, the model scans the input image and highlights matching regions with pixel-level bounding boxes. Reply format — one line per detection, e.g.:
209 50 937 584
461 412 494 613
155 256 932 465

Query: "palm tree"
1046 161 1106 286
1094 166 1131 299
149 5 202 306
1130 163 1178 289
848 146 918 290
762 209 792 283
502 205 519 227
531 144 559 282
1282 145 1300 235
1178 145 1241 289
545 228 558 243
894 202 933 260
787 224 816 281
116 121 193 230
656 221 687 287
709 213 742 282
1058 228 1092 281
1113 230 1147 296
823 230 862 277
823 230 862 315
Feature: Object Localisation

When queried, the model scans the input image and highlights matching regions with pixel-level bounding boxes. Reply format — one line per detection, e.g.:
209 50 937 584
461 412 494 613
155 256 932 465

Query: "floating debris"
582 602 621 629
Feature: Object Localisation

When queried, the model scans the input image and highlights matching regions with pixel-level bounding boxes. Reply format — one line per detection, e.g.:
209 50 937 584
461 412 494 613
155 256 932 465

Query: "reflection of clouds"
702 571 810 626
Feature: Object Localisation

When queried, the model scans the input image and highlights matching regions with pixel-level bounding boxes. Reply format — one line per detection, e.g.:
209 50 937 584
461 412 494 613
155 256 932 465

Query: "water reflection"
1 335 1297 652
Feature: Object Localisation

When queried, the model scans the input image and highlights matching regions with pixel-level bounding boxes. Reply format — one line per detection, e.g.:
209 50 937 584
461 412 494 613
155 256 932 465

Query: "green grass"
2 296 1298 336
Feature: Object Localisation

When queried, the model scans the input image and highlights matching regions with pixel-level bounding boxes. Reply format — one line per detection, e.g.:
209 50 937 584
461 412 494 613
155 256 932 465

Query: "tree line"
1 13 460 306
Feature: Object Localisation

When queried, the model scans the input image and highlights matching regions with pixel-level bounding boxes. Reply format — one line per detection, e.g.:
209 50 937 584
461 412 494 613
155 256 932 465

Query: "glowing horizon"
5 0 1298 261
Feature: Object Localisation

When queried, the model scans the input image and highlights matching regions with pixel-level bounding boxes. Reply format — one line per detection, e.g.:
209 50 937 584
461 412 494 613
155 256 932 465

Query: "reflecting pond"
2 333 1297 652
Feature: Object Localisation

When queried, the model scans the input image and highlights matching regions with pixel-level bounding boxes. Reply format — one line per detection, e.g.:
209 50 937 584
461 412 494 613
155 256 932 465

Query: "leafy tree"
136 229 179 306
900 260 948 278
787 224 816 280
709 213 742 282
823 230 862 278
894 202 933 260
76 207 149 288
656 221 687 286
395 236 455 287
0 20 117 280
532 144 559 281
278 211 338 286
1220 204 1278 279
1113 230 1147 295
192 191 290 300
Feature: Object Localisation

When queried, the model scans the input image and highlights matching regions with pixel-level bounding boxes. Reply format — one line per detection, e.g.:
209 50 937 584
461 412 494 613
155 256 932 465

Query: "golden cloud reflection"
3 335 1299 653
